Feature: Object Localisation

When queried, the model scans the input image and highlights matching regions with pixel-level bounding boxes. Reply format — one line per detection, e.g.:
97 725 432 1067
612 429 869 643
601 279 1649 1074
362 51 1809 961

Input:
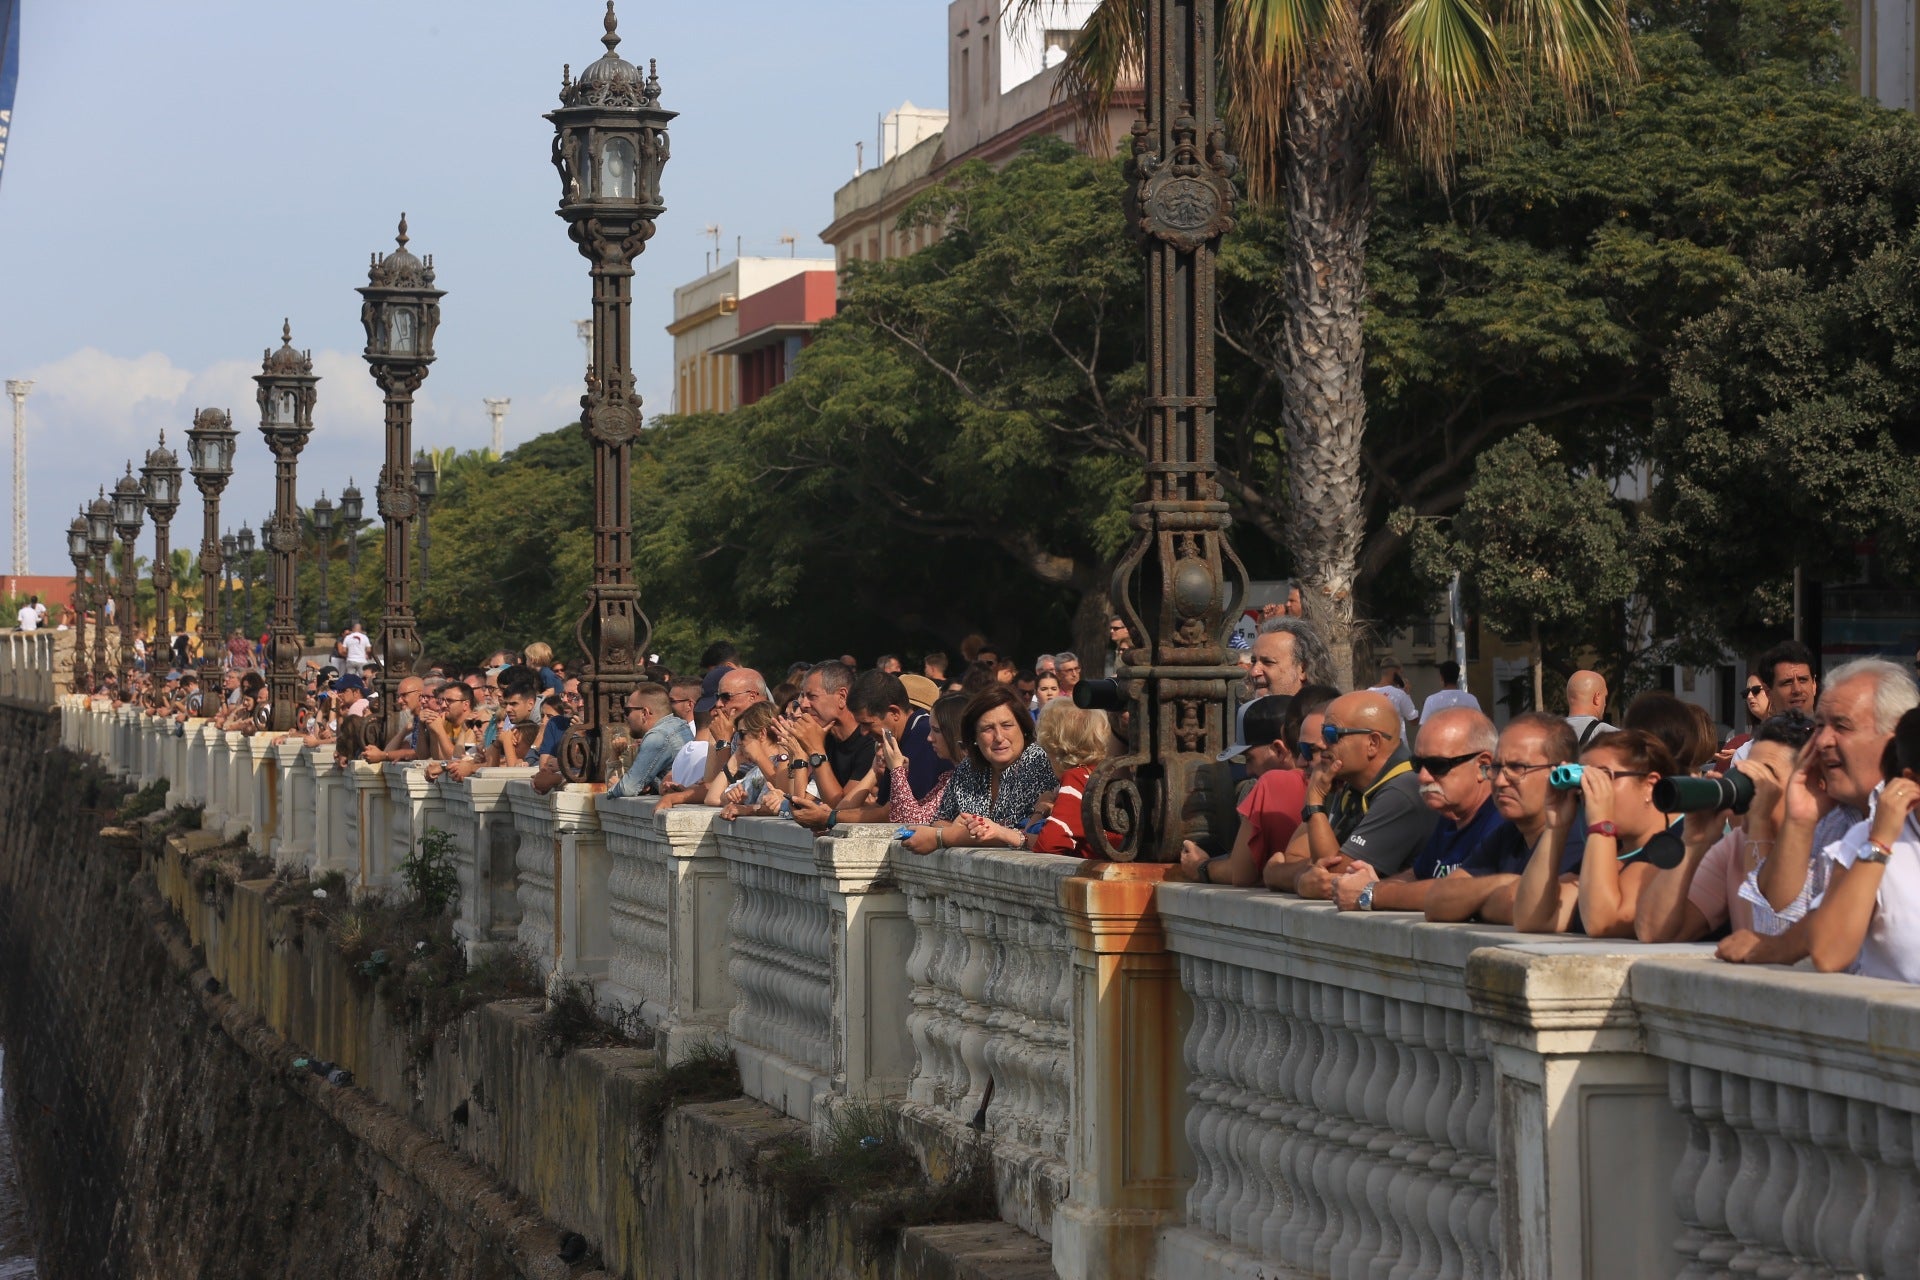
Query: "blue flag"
0 0 17 195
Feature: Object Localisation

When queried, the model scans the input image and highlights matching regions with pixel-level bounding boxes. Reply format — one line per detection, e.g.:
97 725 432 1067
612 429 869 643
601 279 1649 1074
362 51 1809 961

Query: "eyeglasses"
715 691 739 703
1489 760 1553 778
1320 723 1379 746
1745 686 1767 697
1411 750 1484 779
1295 741 1320 762
1591 767 1651 781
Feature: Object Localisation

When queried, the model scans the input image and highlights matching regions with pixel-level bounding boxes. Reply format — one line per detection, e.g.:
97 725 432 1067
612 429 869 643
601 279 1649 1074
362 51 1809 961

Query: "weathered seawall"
0 704 1041 1280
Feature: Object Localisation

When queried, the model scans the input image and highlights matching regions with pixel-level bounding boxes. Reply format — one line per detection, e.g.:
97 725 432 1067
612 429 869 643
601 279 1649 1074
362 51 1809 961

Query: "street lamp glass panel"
413 452 438 500
68 521 88 560
312 496 334 533
601 137 636 199
221 532 238 561
113 486 142 528
340 484 362 524
188 433 215 472
145 467 178 507
268 392 295 425
237 525 255 555
88 505 112 546
390 309 416 354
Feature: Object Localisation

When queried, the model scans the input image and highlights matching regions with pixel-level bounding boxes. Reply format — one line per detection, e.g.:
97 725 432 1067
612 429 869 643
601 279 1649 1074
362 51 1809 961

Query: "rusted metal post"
1086 0 1248 861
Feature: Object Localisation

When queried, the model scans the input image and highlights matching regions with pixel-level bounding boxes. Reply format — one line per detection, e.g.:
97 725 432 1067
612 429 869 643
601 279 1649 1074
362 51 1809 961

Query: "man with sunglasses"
1425 713 1588 924
1178 695 1301 886
606 682 691 799
1334 708 1506 912
1267 691 1435 898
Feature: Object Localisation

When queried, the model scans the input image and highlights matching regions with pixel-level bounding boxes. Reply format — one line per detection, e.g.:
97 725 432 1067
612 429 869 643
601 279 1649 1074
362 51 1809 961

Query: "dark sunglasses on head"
1411 749 1484 779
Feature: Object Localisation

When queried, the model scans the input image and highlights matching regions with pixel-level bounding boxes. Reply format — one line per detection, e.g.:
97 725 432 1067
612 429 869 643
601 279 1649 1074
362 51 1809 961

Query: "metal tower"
4 379 31 574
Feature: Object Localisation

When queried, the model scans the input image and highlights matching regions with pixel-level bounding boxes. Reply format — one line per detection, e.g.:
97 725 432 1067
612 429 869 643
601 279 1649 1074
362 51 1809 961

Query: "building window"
961 47 971 114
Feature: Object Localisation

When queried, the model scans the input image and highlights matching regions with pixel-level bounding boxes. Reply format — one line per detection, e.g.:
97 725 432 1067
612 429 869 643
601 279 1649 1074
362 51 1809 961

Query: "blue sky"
0 1 946 574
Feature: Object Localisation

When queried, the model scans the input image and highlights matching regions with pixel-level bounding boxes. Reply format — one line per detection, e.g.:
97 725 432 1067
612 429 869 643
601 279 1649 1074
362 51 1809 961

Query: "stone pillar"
271 738 313 870
444 771 523 961
244 733 283 854
817 825 914 1110
1051 863 1190 1280
347 761 393 892
311 750 354 879
553 786 611 989
1468 945 1689 1280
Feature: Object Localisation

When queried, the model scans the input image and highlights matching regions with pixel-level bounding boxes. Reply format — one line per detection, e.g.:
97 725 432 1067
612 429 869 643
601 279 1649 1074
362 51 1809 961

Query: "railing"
61 700 1920 1280
0 627 65 703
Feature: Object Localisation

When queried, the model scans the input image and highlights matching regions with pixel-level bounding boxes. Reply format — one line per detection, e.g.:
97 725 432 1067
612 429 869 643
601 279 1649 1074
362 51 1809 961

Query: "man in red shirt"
1177 695 1309 886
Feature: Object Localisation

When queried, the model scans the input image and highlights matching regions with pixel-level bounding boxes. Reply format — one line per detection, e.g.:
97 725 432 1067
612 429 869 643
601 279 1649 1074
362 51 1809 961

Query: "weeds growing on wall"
398 828 459 917
115 778 170 824
631 1040 743 1156
759 1102 998 1254
537 979 650 1058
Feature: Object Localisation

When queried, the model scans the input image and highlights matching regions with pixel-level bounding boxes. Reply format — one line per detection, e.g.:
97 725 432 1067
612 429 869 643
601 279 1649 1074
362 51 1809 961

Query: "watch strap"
1301 804 1328 820
1590 821 1620 839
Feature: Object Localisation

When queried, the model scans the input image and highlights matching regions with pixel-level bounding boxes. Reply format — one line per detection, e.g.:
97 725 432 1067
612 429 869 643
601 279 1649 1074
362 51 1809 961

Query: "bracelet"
1860 839 1895 865
934 828 946 850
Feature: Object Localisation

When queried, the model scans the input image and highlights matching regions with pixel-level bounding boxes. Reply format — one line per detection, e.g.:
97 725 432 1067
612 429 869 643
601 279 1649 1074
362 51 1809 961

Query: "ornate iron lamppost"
67 509 90 691
254 321 319 731
220 530 238 634
339 480 365 605
357 215 443 721
187 407 237 683
237 523 256 637
1082 0 1248 861
547 1 673 783
140 432 183 660
86 490 112 689
412 450 438 596
111 465 146 687
311 492 335 636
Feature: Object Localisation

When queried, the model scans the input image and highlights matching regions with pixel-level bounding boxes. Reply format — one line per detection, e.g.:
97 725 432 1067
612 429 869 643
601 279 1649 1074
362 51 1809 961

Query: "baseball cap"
1217 694 1292 762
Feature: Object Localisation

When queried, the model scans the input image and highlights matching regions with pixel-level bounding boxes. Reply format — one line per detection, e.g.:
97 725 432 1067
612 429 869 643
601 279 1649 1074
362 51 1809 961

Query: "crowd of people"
97 597 1920 987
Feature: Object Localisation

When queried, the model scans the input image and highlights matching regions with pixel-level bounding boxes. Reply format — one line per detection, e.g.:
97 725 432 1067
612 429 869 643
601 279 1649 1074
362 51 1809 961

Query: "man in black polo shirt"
1266 690 1435 898
783 660 877 827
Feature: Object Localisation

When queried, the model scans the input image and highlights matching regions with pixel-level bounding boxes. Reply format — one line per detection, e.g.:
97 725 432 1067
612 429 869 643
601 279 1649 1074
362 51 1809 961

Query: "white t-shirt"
670 739 711 788
1369 683 1420 724
1421 688 1481 720
14 605 38 631
342 631 372 663
1826 806 1920 984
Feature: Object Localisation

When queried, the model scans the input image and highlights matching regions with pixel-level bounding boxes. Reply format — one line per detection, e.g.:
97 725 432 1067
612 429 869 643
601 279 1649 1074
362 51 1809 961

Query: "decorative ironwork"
1085 0 1249 861
111 463 145 689
67 510 90 690
547 1 673 784
357 216 443 734
141 431 183 660
86 489 112 691
254 321 319 731
187 406 236 689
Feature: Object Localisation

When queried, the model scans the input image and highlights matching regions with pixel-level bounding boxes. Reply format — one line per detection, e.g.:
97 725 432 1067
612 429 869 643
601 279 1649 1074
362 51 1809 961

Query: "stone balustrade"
895 847 1079 1240
55 698 1920 1280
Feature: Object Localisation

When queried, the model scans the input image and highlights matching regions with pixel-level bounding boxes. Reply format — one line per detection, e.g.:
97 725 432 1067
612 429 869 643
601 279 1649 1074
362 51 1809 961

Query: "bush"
116 777 170 823
399 827 460 916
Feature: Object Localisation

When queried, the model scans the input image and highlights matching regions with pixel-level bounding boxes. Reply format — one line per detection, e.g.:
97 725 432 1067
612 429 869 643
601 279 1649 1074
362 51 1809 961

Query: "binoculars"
1549 762 1756 815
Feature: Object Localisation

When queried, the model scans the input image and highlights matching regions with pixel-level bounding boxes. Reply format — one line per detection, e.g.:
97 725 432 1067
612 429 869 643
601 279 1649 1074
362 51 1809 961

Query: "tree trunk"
1281 37 1376 692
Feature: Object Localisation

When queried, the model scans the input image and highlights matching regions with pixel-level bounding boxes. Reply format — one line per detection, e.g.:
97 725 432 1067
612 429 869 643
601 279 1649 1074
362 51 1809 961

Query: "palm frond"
1009 0 1144 149
1376 0 1508 174
1226 0 1363 200
1502 0 1634 98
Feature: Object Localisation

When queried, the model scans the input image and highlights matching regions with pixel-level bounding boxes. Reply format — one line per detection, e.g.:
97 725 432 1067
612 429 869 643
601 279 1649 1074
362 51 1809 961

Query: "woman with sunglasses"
1514 729 1677 935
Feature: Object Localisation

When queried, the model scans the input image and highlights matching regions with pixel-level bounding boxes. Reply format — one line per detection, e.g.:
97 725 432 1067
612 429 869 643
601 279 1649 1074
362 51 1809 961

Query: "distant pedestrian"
1421 660 1481 720
338 621 371 676
14 595 39 631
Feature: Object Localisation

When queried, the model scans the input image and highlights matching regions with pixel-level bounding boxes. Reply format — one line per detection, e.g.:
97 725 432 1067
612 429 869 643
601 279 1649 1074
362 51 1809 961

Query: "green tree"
1645 123 1920 658
1036 0 1634 684
1407 427 1636 704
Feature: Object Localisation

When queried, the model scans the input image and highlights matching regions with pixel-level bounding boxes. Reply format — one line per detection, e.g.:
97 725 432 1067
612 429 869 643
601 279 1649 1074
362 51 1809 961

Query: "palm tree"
1024 0 1630 684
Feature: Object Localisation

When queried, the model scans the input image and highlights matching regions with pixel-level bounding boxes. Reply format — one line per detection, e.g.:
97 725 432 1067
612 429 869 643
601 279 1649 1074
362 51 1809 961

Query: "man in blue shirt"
1425 712 1586 924
1334 707 1506 913
605 681 693 799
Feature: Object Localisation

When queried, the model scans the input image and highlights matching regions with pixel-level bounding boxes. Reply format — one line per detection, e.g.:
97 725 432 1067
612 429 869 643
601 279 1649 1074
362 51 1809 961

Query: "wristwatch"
1356 882 1376 911
1590 821 1619 839
1857 840 1893 865
1301 804 1328 820
806 752 827 769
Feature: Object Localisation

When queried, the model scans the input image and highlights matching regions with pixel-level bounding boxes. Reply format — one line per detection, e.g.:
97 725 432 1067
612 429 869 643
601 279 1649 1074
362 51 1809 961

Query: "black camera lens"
1652 771 1756 815
1072 678 1127 712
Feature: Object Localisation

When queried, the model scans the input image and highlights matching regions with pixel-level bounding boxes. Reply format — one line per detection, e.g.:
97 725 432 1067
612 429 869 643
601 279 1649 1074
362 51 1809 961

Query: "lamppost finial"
603 1 620 54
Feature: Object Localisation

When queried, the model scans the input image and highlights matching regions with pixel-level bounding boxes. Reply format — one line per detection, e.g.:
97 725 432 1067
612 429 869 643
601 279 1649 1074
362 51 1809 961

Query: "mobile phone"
894 827 916 842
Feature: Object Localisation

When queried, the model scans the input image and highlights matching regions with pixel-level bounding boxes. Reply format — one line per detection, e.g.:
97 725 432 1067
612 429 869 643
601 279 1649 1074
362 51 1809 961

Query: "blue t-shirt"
875 710 952 805
1456 810 1589 877
1412 798 1513 880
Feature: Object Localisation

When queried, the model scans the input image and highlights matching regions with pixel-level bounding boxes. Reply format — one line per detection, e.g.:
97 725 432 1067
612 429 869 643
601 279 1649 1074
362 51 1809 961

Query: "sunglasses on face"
1295 741 1320 762
1411 750 1483 779
1745 686 1767 697
1320 723 1378 746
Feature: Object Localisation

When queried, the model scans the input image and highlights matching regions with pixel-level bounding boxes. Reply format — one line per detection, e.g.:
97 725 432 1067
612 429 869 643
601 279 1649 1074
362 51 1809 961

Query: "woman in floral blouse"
903 686 1057 854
